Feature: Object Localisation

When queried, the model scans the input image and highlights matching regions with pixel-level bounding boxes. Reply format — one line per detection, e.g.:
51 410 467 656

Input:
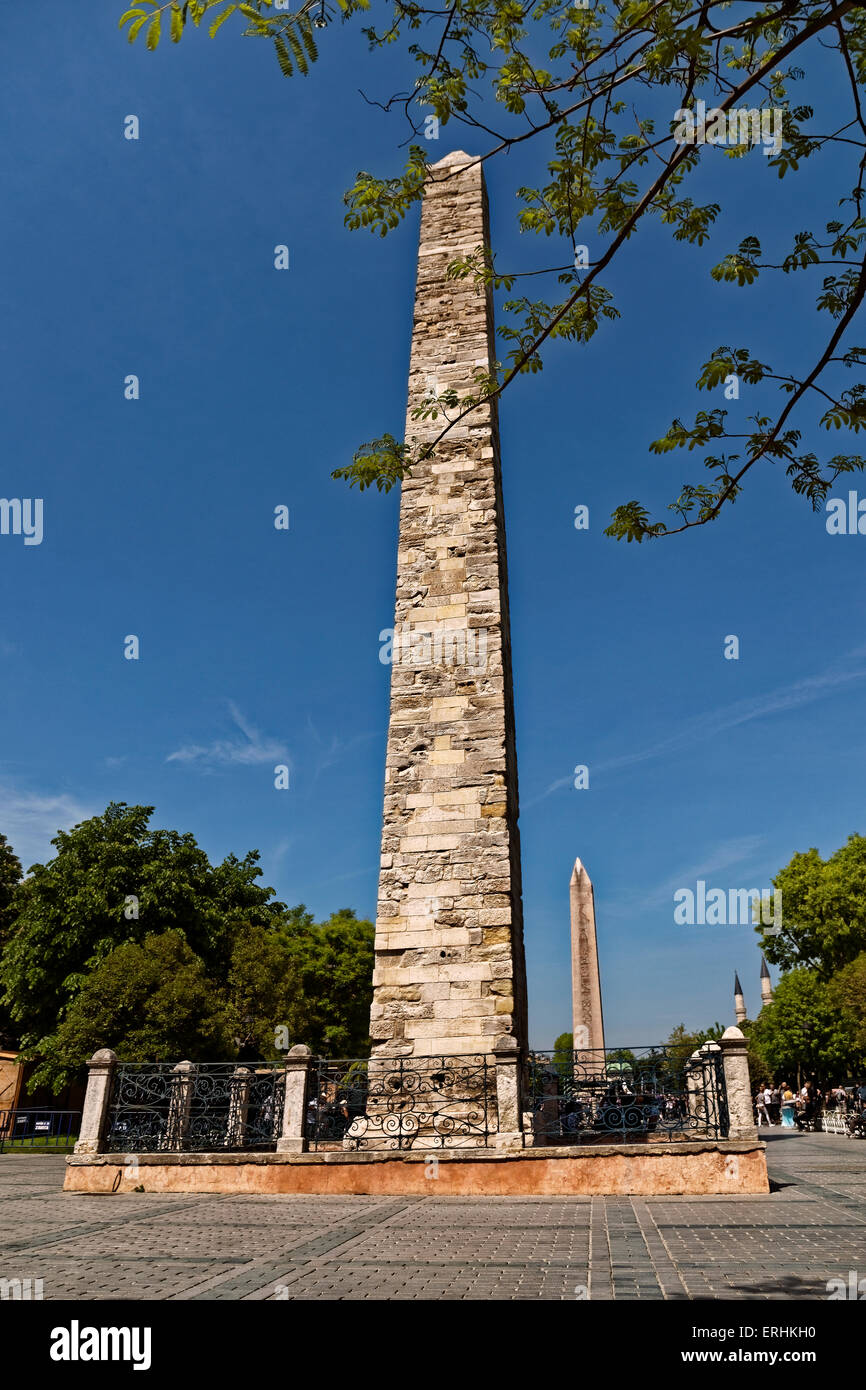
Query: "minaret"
734 971 747 1025
760 955 773 1010
570 858 605 1056
368 152 528 1059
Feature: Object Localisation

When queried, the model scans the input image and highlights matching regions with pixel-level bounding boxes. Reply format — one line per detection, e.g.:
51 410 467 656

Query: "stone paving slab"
1 1130 865 1300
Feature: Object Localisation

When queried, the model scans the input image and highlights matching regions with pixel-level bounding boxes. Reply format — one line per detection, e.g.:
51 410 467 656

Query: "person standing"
756 1088 771 1127
780 1083 797 1129
770 1084 781 1125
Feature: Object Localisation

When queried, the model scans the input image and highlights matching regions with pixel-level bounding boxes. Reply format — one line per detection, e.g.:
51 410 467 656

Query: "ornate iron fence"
308 1055 495 1151
104 1064 285 1153
525 1046 728 1144
97 1045 733 1154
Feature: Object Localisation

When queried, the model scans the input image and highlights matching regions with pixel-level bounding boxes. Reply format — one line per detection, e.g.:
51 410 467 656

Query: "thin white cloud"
304 716 379 781
167 701 288 769
603 834 768 920
0 783 92 872
525 648 866 807
268 836 293 866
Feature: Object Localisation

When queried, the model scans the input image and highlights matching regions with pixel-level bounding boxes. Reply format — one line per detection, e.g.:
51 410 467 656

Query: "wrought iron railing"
104 1063 285 1153
308 1055 494 1151
525 1046 729 1144
0 1109 81 1152
96 1045 732 1154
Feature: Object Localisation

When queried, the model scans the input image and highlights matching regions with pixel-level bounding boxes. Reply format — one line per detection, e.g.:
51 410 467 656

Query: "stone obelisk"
369 151 528 1060
570 859 605 1055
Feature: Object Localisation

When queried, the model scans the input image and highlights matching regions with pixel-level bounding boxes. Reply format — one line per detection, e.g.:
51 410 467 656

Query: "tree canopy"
119 1 866 539
664 1020 724 1072
757 832 866 975
0 833 22 1050
745 833 866 1081
747 965 860 1080
0 804 374 1089
34 931 231 1088
0 802 284 1054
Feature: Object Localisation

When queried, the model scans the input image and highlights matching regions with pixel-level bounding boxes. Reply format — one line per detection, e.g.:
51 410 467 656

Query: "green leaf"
274 35 293 76
298 14 318 62
146 11 162 49
286 24 308 76
209 4 237 37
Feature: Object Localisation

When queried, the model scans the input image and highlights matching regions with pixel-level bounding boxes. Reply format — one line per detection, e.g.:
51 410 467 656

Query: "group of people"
755 1080 866 1132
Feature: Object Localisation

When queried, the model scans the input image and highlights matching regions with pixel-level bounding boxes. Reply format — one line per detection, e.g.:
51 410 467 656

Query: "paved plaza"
2 1130 865 1300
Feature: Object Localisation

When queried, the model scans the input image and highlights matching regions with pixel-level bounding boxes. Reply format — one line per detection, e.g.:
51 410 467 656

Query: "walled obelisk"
570 858 605 1054
369 151 528 1059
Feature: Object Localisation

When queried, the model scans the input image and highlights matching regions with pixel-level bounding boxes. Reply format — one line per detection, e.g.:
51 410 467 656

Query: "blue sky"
2 7 864 1046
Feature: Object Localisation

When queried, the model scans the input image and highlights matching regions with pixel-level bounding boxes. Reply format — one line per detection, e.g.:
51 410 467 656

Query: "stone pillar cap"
492 1034 520 1054
89 1048 117 1064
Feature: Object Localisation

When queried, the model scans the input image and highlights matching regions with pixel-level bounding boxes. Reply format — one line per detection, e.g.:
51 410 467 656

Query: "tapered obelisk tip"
430 149 478 168
571 857 590 884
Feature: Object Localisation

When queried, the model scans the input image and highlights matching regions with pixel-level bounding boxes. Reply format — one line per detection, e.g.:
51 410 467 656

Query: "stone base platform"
64 1140 768 1197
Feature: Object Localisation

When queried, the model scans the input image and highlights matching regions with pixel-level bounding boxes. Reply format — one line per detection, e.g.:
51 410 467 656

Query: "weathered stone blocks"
369 149 528 1059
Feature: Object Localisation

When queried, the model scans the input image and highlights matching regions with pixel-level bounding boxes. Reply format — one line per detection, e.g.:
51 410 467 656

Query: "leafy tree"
0 802 284 1055
758 834 866 976
748 966 860 1082
0 803 375 1082
664 1021 724 1073
0 833 21 947
32 931 230 1090
121 1 866 539
828 950 866 1059
278 906 375 1055
0 834 22 1049
549 1030 574 1082
223 921 303 1058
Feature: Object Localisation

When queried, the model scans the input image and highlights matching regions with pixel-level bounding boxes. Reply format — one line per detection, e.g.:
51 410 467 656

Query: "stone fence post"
277 1045 313 1154
73 1048 117 1155
719 1026 758 1141
226 1066 252 1148
492 1035 524 1149
166 1060 196 1151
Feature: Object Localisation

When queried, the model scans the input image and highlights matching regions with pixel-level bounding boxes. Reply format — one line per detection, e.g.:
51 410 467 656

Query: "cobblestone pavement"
2 1130 865 1300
